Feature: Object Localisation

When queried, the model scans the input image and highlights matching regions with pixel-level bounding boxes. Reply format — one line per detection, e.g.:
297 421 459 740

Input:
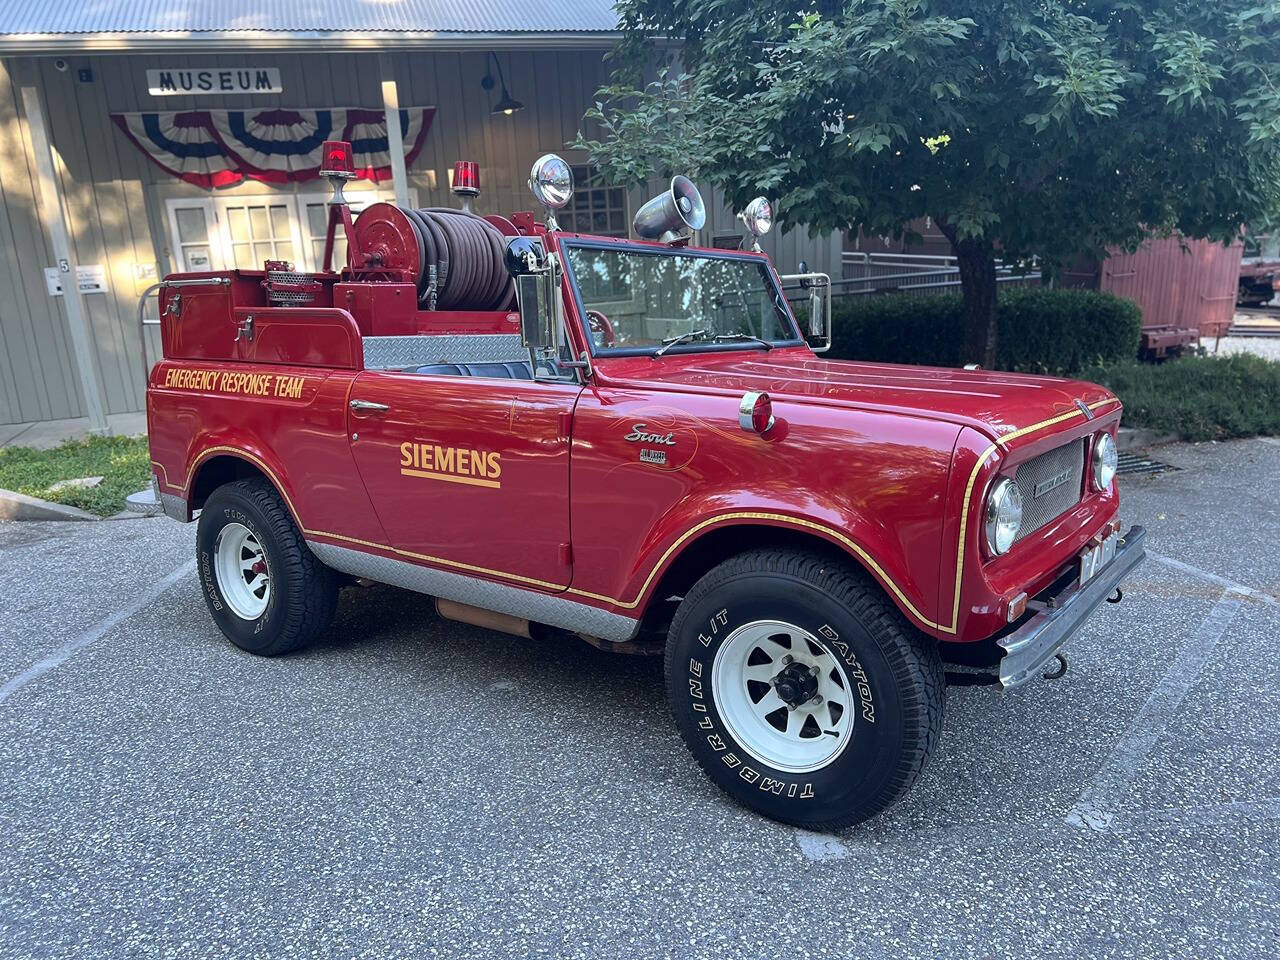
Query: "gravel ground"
1 438 1278 960
1200 336 1280 361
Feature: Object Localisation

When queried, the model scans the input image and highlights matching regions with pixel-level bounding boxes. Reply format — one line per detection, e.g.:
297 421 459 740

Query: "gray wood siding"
0 51 840 425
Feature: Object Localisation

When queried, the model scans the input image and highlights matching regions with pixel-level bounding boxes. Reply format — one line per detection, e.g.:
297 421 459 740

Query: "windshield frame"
559 238 805 359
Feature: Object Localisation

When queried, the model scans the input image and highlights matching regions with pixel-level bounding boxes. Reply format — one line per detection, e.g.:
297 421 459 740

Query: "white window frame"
212 193 309 273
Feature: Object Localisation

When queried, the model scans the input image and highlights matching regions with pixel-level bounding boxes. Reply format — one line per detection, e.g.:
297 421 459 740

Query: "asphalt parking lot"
2 438 1277 960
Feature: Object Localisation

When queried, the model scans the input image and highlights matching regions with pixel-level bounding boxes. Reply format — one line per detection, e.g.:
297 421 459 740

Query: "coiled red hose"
400 207 514 311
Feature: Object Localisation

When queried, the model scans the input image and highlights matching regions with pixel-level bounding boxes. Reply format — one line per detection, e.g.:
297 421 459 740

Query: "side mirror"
505 236 551 351
515 273 545 351
779 269 833 353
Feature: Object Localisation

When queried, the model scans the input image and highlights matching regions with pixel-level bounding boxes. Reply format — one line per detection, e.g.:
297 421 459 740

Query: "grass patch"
1081 353 1280 442
0 435 151 517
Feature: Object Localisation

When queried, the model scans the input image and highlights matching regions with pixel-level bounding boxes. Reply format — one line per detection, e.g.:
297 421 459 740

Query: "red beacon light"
318 140 358 273
738 391 775 435
452 160 481 213
320 140 356 180
452 161 480 195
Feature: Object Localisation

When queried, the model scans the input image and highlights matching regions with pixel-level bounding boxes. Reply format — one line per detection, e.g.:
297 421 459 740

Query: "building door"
165 199 222 272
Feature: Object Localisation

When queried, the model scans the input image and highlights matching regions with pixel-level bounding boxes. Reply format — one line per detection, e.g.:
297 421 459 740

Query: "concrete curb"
1117 427 1179 453
124 487 163 517
0 487 99 521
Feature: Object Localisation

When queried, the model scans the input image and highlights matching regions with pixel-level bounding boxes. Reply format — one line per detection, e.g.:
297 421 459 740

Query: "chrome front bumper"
998 525 1146 689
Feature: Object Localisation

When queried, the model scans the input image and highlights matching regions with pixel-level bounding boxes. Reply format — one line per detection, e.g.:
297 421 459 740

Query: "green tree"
575 0 1280 366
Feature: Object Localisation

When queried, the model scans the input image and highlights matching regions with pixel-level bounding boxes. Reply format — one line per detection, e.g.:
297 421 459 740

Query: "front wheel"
196 479 338 656
665 549 945 830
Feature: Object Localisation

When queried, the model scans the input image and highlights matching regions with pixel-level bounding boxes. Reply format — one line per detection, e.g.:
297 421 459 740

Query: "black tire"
664 548 945 830
196 479 338 656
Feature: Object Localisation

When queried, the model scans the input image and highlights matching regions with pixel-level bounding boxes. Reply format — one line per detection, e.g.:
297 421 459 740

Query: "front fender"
567 389 961 637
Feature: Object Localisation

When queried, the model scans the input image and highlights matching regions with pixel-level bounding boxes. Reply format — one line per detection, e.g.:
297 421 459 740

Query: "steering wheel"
586 309 616 348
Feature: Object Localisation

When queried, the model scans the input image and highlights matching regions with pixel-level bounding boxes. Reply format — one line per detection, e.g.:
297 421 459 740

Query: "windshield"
562 243 800 356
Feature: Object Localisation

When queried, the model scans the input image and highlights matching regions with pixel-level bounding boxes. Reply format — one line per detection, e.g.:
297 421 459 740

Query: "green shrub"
828 287 1142 374
828 294 966 367
1080 353 1280 442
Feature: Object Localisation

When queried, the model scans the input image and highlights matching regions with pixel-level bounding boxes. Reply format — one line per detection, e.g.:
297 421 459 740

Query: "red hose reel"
350 204 514 311
318 141 513 312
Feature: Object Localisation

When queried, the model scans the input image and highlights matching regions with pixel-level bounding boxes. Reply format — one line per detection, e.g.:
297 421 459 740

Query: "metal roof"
0 0 620 51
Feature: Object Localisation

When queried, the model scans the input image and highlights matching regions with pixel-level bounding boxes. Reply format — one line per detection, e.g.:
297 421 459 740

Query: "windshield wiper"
652 329 709 359
713 333 773 351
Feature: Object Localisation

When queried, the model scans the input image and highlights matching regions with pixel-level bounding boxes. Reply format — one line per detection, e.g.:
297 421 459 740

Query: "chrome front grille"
1012 438 1087 542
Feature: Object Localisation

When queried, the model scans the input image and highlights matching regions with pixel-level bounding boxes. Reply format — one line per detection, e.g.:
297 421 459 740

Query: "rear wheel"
664 548 945 830
196 479 338 656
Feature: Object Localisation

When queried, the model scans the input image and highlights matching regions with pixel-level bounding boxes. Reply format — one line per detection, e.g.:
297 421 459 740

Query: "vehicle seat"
409 361 534 379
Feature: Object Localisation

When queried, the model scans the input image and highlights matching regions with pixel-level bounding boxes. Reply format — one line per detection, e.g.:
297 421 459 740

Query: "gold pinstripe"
158 397 1119 634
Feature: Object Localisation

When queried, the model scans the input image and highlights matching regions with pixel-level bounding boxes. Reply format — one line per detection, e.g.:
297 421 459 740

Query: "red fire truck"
147 142 1144 828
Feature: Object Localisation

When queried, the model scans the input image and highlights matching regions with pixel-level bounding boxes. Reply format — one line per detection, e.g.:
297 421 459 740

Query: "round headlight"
1092 431 1118 490
528 154 574 210
739 196 773 238
985 477 1023 556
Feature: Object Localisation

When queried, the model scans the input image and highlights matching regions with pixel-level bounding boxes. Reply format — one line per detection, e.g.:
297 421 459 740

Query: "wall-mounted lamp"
481 52 524 117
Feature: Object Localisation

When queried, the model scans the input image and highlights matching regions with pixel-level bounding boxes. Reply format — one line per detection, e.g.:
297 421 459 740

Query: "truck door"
345 369 581 591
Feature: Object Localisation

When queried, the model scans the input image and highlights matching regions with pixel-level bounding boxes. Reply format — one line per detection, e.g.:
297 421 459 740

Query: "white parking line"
1147 551 1279 606
1107 798 1280 835
1066 591 1242 831
795 549 1272 855
0 560 194 705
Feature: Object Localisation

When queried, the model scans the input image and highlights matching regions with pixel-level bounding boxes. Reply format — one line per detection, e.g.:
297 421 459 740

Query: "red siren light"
320 140 356 179
738 391 775 435
452 161 480 196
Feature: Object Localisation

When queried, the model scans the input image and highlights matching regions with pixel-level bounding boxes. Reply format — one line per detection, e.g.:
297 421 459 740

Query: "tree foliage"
575 0 1280 364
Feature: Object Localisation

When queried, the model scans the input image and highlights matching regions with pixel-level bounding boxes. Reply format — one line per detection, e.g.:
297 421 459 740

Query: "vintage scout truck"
146 143 1145 828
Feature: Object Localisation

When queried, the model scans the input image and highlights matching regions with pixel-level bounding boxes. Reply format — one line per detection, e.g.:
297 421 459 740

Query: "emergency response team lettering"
400 441 502 489
162 367 305 400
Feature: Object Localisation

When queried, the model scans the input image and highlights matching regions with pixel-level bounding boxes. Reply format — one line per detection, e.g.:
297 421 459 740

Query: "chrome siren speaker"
632 175 707 243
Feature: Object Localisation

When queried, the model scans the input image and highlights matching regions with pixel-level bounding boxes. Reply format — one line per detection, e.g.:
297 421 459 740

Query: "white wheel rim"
214 522 271 620
711 620 855 774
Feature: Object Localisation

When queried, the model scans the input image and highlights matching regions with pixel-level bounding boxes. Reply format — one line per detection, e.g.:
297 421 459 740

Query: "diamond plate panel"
363 334 527 370
158 492 189 522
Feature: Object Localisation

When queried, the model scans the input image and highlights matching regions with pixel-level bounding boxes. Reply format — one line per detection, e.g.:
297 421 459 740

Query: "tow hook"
1106 587 1123 604
1043 653 1068 681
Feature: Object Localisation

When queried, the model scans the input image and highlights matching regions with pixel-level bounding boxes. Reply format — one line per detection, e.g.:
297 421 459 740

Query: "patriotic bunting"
110 106 435 188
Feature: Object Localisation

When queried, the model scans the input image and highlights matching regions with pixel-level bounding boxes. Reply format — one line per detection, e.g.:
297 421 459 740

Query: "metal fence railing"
837 251 1040 298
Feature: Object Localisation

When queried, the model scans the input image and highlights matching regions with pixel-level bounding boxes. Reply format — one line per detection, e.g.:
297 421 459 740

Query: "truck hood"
603 350 1119 442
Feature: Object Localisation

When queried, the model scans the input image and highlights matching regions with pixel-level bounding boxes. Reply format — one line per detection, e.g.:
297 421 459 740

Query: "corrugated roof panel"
0 0 620 34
